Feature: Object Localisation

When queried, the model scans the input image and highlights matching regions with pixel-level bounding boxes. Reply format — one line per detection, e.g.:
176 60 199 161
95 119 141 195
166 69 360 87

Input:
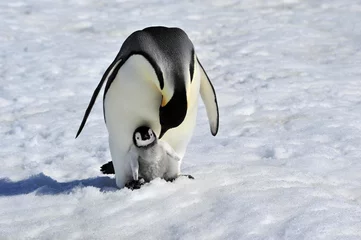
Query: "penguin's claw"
167 174 195 182
181 174 194 180
125 179 145 190
183 174 195 180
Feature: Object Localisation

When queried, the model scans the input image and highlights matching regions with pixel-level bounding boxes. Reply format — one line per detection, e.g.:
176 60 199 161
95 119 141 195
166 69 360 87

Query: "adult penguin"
76 26 219 188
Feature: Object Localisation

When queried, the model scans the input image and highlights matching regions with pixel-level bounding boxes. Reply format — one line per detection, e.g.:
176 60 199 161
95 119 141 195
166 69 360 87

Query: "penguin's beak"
161 95 168 107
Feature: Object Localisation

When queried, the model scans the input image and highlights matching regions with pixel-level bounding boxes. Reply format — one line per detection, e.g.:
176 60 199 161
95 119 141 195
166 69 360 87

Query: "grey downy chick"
129 126 181 183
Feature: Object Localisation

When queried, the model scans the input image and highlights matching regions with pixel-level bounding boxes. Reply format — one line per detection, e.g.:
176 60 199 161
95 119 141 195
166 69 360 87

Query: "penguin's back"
118 26 194 85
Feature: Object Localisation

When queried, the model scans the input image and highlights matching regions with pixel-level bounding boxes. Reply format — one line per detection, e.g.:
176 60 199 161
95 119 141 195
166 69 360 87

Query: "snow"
1 0 361 239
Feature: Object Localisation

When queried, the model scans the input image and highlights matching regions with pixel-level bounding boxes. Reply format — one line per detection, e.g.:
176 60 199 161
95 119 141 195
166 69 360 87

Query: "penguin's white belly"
104 55 200 188
138 154 166 182
162 63 201 157
104 56 161 187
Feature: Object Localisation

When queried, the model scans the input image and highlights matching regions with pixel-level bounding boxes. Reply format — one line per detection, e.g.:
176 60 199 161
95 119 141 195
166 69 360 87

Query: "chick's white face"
134 128 156 147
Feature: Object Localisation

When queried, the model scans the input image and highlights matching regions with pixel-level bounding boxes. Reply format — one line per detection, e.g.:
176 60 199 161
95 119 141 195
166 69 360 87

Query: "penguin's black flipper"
100 161 115 174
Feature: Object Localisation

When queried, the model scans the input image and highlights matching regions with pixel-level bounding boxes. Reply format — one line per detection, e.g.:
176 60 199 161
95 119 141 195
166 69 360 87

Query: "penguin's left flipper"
198 58 219 136
100 161 115 174
159 140 181 162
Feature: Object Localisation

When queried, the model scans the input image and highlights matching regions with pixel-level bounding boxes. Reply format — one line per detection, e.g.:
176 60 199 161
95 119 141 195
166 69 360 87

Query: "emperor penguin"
76 26 219 188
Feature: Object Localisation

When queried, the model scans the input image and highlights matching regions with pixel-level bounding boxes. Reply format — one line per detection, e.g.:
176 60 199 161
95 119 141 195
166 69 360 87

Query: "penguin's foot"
125 178 145 190
100 161 115 174
180 174 195 180
166 174 195 182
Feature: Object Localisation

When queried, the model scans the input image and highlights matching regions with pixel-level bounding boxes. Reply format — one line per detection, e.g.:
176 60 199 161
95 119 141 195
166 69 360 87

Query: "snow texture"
1 0 361 239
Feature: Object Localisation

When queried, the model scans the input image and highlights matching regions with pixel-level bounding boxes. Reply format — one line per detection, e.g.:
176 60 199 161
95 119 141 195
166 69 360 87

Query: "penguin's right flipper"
100 161 115 174
128 147 140 181
197 58 219 136
75 59 122 138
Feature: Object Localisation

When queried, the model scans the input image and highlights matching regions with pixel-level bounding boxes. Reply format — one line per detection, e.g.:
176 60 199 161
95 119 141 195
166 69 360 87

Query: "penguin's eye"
135 133 140 140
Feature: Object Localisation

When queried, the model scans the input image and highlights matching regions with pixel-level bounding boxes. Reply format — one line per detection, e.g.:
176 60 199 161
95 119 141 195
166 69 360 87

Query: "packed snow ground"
1 0 361 239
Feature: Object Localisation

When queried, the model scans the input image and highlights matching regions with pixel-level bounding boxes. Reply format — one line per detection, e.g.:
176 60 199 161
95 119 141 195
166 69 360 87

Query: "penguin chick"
129 126 181 183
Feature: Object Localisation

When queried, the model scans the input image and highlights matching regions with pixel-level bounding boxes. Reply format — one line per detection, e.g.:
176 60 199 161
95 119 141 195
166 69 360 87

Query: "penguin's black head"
133 126 157 148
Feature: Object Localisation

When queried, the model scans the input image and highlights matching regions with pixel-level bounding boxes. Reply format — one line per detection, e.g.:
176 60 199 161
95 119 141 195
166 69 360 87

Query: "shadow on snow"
0 173 118 196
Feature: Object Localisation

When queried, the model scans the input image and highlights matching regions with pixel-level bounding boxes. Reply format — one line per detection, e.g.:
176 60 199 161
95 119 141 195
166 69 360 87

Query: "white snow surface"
1 0 361 239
